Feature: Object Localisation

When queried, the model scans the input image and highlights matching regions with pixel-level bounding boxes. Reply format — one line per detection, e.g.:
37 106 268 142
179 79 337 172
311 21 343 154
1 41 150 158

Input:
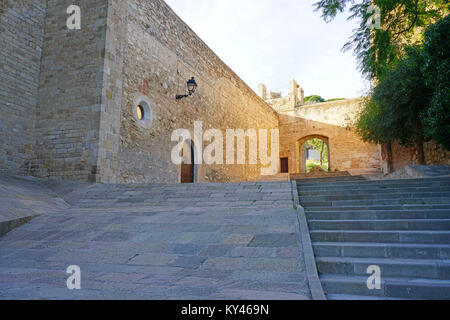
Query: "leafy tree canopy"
355 46 431 147
304 95 326 104
355 15 449 150
314 0 449 80
421 15 450 149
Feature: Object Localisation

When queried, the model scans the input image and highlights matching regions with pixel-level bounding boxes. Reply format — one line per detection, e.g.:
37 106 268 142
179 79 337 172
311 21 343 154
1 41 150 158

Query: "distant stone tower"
298 86 304 106
289 79 299 108
258 84 267 100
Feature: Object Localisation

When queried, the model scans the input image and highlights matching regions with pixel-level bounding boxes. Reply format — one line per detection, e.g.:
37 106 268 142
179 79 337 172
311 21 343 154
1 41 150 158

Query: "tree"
355 15 449 154
421 16 450 149
306 138 329 166
314 0 449 80
355 46 432 163
304 95 325 104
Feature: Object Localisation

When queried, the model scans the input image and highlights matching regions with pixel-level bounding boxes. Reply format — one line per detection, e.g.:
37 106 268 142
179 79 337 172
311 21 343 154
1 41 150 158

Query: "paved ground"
0 174 70 236
0 177 310 300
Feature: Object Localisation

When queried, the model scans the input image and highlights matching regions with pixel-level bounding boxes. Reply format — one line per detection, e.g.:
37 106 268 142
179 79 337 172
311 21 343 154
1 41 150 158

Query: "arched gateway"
296 135 330 173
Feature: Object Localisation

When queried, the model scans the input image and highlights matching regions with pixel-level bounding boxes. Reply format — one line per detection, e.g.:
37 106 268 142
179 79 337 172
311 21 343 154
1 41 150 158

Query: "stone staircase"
71 181 294 209
297 176 450 300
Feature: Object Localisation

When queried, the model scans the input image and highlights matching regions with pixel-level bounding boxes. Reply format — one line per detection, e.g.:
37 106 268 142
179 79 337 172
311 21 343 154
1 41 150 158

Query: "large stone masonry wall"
424 141 450 166
0 0 46 174
382 140 450 173
278 99 381 174
113 0 279 183
33 0 109 181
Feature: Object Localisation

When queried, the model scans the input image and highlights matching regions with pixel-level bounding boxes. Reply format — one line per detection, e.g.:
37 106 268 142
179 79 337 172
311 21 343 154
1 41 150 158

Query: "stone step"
294 176 366 184
316 257 450 280
310 230 450 244
305 204 450 212
301 176 450 299
298 183 450 192
325 293 404 300
299 186 450 197
306 209 450 220
73 182 295 208
309 219 450 231
297 179 450 192
313 242 450 260
320 275 450 300
302 197 450 208
299 192 450 202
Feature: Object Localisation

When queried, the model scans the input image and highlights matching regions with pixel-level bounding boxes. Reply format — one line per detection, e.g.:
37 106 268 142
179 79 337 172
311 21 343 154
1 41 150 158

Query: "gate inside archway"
297 135 330 173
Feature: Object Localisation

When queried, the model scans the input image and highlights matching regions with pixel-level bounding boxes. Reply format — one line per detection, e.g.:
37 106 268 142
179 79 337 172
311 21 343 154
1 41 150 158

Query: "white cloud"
165 0 370 99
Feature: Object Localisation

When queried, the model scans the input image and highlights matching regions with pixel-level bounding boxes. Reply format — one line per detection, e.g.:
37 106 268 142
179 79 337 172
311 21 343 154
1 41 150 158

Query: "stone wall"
33 0 109 181
385 140 450 173
278 99 381 174
1 0 399 184
95 0 127 183
424 140 450 166
0 0 46 174
114 0 279 184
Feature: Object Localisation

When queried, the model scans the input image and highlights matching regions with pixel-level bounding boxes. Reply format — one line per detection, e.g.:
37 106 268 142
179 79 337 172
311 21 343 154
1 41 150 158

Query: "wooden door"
280 158 289 173
181 162 193 183
181 143 194 183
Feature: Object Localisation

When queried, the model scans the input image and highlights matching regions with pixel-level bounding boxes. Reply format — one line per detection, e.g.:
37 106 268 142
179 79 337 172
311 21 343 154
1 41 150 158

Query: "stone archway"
180 140 198 183
296 135 330 173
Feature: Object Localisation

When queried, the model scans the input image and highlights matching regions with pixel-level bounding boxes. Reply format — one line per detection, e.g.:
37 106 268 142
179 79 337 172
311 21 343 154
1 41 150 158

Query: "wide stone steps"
299 176 450 299
301 197 450 208
310 230 450 244
300 192 450 202
300 186 450 197
306 209 450 220
316 257 450 280
309 219 450 231
306 204 450 211
324 293 405 300
297 177 450 189
294 175 366 183
73 182 294 208
298 182 450 195
320 275 450 300
313 242 450 260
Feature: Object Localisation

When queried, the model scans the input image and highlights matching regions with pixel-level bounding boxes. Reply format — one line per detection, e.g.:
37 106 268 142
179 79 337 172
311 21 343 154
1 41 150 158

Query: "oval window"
137 105 144 120
134 97 153 128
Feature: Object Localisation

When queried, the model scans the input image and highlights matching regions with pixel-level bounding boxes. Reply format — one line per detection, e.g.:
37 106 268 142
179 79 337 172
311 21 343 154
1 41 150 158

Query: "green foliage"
355 16 449 150
356 46 431 147
305 138 329 173
307 161 329 172
421 16 450 149
314 0 449 80
306 138 329 163
304 95 325 103
326 98 346 102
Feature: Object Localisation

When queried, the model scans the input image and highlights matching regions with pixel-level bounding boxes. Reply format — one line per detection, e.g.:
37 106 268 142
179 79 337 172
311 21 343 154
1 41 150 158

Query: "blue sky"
165 0 370 99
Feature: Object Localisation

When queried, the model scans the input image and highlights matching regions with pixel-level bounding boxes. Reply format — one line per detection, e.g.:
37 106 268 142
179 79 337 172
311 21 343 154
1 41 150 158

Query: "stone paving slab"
0 174 70 237
0 179 311 300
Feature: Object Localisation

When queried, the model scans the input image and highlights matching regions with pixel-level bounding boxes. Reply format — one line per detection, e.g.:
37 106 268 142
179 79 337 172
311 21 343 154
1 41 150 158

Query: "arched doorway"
181 140 197 183
297 135 330 173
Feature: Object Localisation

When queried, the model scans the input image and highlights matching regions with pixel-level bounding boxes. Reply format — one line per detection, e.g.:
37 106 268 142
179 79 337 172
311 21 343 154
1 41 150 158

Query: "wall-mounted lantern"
176 77 197 100
344 114 351 130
